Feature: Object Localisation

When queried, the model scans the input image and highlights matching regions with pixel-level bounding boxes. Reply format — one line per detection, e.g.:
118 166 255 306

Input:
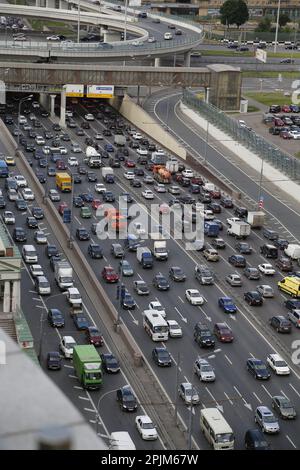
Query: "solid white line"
286 435 297 449
74 386 83 390
280 390 289 399
205 386 219 406
35 305 46 309
68 375 77 379
32 297 42 301
178 296 184 303
224 354 233 365
89 420 97 424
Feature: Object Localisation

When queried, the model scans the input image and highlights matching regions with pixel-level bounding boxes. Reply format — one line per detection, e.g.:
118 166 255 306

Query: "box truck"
153 240 168 260
247 211 265 229
284 244 300 260
73 345 102 390
227 221 251 239
137 246 153 268
55 261 73 290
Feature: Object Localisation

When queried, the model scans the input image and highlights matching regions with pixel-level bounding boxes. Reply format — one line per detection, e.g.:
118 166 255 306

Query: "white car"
148 301 166 317
67 287 82 306
14 35 27 41
3 211 15 224
60 336 77 359
59 146 68 155
142 189 154 199
137 148 148 156
47 35 61 41
94 183 107 193
95 133 103 140
21 188 35 201
49 189 61 201
29 264 44 278
14 175 27 188
288 130 300 140
267 353 290 375
256 285 274 298
124 171 135 180
226 217 241 226
193 358 216 382
18 115 27 125
132 132 143 140
68 156 78 166
154 183 166 193
133 222 146 236
182 169 194 178
238 119 247 128
32 101 40 109
71 144 82 153
185 289 204 305
168 185 181 195
200 209 214 220
258 263 276 275
85 113 95 121
167 320 182 338
164 32 173 40
35 135 45 145
135 415 158 441
42 146 51 155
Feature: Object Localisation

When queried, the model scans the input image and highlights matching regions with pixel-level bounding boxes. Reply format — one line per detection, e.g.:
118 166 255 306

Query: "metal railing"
182 89 300 183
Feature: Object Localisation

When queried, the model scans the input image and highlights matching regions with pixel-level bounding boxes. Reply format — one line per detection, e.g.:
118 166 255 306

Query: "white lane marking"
233 386 243 397
286 435 297 449
78 396 90 401
174 306 187 323
89 420 97 424
252 392 262 403
289 383 300 398
198 305 212 322
261 384 273 398
84 408 97 413
68 375 77 379
35 305 47 309
224 354 233 365
178 296 184 303
74 386 83 390
224 391 234 405
280 390 289 399
63 364 74 369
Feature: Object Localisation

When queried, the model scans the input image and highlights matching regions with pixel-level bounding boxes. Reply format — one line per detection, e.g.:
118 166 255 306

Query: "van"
244 428 269 450
278 276 300 298
260 244 278 259
287 309 300 328
200 408 234 450
22 244 38 264
109 431 136 450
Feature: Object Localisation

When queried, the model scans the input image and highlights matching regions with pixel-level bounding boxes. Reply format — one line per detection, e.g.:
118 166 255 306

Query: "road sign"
63 208 71 223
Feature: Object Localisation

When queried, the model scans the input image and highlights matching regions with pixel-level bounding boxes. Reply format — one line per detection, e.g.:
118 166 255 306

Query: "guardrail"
182 88 300 183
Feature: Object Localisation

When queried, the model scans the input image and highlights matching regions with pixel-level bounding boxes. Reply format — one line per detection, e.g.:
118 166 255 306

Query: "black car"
13 227 27 242
32 206 44 219
88 243 103 259
285 299 300 311
198 192 211 204
73 174 82 184
260 244 278 259
35 172 46 183
15 199 27 211
101 353 120 373
234 206 248 218
116 385 137 411
121 292 136 310
76 129 85 136
103 191 115 203
48 308 65 327
193 322 215 348
169 266 186 282
153 274 170 291
269 105 281 113
52 123 61 132
246 358 270 380
50 254 62 271
228 254 246 267
179 195 195 205
76 228 90 241
235 242 252 254
47 351 62 370
244 291 263 306
26 216 38 229
46 244 59 258
274 238 289 250
130 179 142 188
244 429 269 450
152 347 172 367
269 315 292 333
87 172 97 182
0 196 6 209
73 196 84 208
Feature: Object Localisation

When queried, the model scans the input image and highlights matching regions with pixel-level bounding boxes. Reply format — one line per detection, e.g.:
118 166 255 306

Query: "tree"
255 16 272 32
220 0 249 29
279 13 290 28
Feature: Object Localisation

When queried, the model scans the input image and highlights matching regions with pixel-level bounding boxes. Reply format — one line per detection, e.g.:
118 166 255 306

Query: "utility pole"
274 0 281 53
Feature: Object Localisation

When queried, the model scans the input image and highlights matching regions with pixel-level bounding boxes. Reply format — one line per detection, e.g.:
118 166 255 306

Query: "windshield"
275 361 287 367
201 331 212 337
61 277 72 283
191 292 200 297
255 364 266 370
158 351 170 359
86 372 102 381
71 293 81 299
263 415 276 423
201 365 213 372
142 422 154 430
40 282 49 288
215 433 234 443
153 326 168 333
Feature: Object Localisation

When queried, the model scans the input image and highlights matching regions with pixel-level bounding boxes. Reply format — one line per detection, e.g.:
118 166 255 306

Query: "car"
178 382 200 405
111 243 124 258
31 207 44 220
246 358 270 380
3 211 15 225
148 300 166 318
73 314 90 330
218 297 237 314
244 428 269 450
194 322 215 348
235 242 252 254
213 322 234 342
119 260 134 276
26 216 38 229
116 385 138 412
269 316 291 334
226 217 240 226
13 227 27 242
255 406 280 434
263 228 278 241
35 275 51 295
226 273 242 287
48 308 65 328
228 254 246 268
0 196 6 209
7 189 18 202
143 175 154 185
47 351 62 370
168 185 181 195
274 238 289 250
94 183 106 194
284 299 300 311
142 189 154 200
244 267 261 280
88 244 103 259
185 289 204 305
280 58 294 64
34 231 48 244
193 357 215 382
60 336 77 359
120 193 133 204
102 266 119 283
121 291 136 310
258 263 276 276
169 266 186 282
29 264 44 278
14 175 27 188
46 245 59 258
135 415 158 441
256 284 274 298
58 202 68 216
211 238 226 249
133 280 150 295
101 353 120 373
153 274 170 291
271 396 296 419
35 171 46 183
47 35 61 41
244 291 263 306
68 156 78 167
164 32 173 40
76 228 90 241
167 320 182 338
73 196 84 208
124 171 135 180
152 347 172 367
132 222 146 236
5 156 15 166
203 248 219 262
266 353 290 378
49 189 60 202
276 256 293 271
234 206 248 218
80 206 92 219
47 167 56 177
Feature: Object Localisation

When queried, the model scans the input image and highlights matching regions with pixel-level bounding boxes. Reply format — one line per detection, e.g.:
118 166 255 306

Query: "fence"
182 89 300 183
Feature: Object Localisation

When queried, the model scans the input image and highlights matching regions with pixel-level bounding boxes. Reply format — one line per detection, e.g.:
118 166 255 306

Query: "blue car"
290 104 300 113
73 314 90 330
105 143 114 152
78 193 94 203
218 296 237 314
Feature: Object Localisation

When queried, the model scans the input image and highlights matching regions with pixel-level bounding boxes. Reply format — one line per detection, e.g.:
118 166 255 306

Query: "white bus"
200 408 234 450
143 310 169 341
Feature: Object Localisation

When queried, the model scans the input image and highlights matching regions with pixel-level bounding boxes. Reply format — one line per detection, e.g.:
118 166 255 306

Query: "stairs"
0 314 17 342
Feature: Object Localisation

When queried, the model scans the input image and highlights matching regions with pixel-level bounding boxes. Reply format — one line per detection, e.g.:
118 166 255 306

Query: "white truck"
110 432 136 450
85 146 101 168
151 150 167 165
227 220 251 239
55 261 73 290
247 211 265 229
114 134 126 146
152 240 168 260
284 244 300 260
102 167 114 183
166 160 179 174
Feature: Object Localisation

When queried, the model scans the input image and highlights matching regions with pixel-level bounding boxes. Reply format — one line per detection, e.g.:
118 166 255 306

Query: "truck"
151 151 167 165
102 167 114 183
110 432 136 450
247 211 265 229
153 165 171 184
227 221 251 239
284 244 300 260
166 160 179 174
55 172 71 192
137 246 153 268
86 146 101 168
114 134 126 146
153 240 168 260
73 345 102 390
55 261 73 290
204 221 220 237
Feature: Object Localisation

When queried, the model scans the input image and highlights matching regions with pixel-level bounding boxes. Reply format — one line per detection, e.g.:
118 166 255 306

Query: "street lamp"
17 94 33 150
96 388 119 437
68 169 75 249
77 0 81 44
274 0 281 53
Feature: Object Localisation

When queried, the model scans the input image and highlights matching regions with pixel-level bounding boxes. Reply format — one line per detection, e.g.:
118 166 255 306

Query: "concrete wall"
109 94 187 160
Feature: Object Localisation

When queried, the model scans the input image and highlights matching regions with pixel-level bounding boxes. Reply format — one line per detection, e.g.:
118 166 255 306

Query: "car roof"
257 406 272 415
63 335 75 342
268 353 284 361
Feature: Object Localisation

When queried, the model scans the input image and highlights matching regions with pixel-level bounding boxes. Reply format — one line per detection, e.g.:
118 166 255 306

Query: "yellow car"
5 156 16 166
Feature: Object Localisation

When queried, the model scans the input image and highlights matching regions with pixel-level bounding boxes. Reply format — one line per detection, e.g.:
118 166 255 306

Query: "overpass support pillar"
46 0 56 8
59 87 67 129
184 51 191 68
50 94 56 119
39 93 49 109
154 57 161 67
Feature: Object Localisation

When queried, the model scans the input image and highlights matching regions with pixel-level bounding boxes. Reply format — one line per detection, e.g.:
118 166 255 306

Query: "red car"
281 104 291 113
92 199 102 210
85 326 104 347
213 322 234 343
56 160 67 170
191 176 204 186
58 202 68 215
125 159 136 168
102 266 119 283
273 117 284 126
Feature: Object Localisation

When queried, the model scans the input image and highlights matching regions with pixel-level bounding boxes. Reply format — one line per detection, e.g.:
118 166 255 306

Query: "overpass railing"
182 89 300 183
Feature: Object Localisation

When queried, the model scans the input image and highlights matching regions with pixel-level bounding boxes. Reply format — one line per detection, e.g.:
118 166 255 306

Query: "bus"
143 310 169 342
200 408 234 450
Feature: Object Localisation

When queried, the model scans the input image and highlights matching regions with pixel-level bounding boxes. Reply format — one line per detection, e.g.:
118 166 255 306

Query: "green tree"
220 0 249 29
279 13 290 28
255 16 272 32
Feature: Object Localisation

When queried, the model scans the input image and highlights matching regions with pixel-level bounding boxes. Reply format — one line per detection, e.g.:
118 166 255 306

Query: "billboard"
66 84 84 97
255 49 267 63
86 85 114 98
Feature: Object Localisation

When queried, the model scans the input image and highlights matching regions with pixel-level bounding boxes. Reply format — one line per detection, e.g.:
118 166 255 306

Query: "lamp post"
124 0 129 42
68 170 75 249
96 389 119 438
274 0 281 53
77 0 81 44
17 94 33 150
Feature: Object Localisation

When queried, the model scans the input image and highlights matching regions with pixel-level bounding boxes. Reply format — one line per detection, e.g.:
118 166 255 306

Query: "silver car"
193 358 215 382
226 273 242 286
255 406 280 434
178 382 200 405
256 285 274 298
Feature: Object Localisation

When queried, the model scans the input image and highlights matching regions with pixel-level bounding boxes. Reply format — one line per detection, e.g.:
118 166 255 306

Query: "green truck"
73 345 102 390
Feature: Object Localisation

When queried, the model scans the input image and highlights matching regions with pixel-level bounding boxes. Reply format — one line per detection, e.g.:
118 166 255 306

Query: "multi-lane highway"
2 94 300 449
